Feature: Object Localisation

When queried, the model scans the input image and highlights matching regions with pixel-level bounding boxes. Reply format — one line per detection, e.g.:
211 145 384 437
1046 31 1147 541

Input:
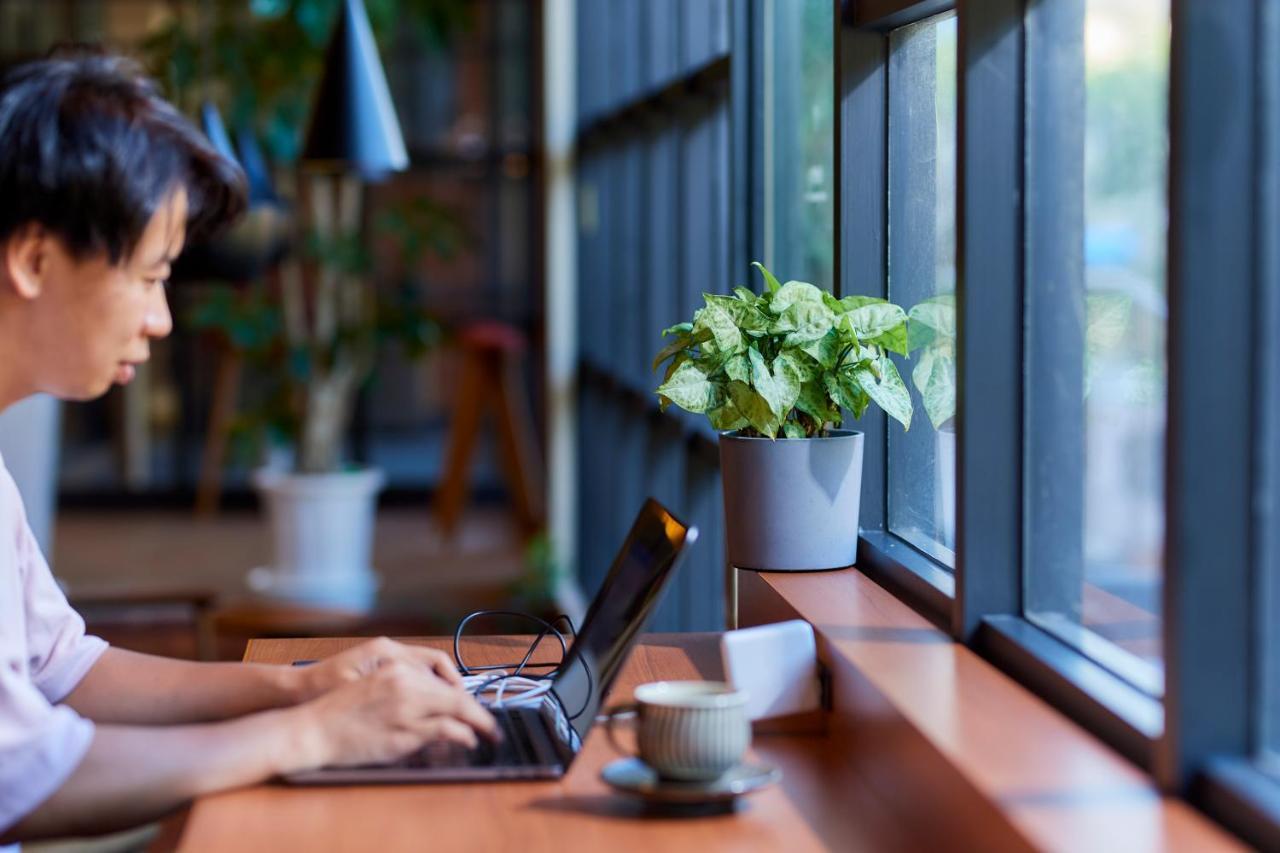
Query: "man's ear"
3 225 49 300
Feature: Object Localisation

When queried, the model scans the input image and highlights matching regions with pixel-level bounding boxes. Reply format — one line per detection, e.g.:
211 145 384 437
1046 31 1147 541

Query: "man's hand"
7 659 498 843
291 659 499 768
291 637 463 703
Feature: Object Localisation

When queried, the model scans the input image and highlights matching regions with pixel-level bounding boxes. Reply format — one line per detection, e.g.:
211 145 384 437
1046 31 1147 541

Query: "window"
1023 0 1169 694
886 11 958 568
761 0 834 288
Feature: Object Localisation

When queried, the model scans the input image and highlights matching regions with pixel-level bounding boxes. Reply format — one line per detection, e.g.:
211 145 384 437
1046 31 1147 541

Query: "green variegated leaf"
779 301 835 347
799 328 844 369
867 320 910 356
839 294 889 312
656 361 721 414
854 357 913 430
694 302 744 354
796 377 840 424
770 280 824 316
727 380 779 438
782 420 807 439
651 326 710 372
747 347 801 418
824 292 887 316
708 401 749 431
704 294 770 331
846 303 909 342
824 371 861 414
733 286 760 304
724 353 751 384
661 321 694 337
663 350 691 383
751 261 782 295
775 349 817 382
850 387 871 419
693 348 731 376
652 335 689 373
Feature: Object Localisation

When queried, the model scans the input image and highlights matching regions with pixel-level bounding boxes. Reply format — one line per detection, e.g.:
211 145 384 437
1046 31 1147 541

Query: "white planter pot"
0 394 62 554
249 467 385 609
719 430 865 571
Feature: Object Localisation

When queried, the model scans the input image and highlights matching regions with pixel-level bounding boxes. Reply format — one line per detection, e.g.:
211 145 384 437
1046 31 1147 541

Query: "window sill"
737 567 1242 851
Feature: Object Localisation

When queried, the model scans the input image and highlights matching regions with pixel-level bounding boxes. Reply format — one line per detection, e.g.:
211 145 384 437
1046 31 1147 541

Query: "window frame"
1166 0 1280 847
837 0 1280 844
839 0 1166 766
838 0 961 626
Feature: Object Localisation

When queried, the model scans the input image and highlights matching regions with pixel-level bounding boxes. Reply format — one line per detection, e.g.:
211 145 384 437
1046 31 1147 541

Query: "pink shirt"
0 452 106 838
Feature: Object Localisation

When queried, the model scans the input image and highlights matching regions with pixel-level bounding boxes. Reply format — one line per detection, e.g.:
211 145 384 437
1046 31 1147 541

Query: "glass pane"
1269 531 1280 771
886 12 958 567
761 0 834 288
1024 0 1169 693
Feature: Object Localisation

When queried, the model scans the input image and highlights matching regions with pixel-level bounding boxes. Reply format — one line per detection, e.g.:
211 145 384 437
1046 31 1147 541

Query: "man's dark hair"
0 51 246 265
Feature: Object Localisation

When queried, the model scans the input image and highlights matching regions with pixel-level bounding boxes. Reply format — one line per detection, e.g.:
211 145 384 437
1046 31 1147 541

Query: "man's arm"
5 659 498 844
63 638 464 724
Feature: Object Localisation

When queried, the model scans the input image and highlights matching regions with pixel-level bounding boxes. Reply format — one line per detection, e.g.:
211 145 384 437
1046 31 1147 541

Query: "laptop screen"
551 498 697 741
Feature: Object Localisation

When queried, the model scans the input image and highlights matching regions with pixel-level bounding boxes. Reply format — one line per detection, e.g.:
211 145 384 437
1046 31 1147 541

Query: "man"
0 54 497 845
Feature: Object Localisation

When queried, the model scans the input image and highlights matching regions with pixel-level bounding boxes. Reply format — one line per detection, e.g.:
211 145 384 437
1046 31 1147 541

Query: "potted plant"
144 1 466 608
188 201 456 608
653 262 914 571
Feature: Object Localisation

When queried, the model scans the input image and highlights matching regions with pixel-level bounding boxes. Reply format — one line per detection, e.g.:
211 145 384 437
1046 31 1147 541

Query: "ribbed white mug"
604 681 750 781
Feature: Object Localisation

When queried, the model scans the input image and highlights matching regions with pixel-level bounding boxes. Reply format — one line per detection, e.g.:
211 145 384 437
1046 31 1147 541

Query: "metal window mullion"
1260 0 1280 770
1160 0 1261 793
839 27 889 531
953 0 1025 640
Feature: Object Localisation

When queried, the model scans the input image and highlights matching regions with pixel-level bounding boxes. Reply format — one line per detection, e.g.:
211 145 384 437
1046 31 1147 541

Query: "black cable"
451 609 592 723
452 610 572 676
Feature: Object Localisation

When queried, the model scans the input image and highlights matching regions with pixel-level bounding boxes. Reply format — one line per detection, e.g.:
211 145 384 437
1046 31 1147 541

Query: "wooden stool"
433 321 544 540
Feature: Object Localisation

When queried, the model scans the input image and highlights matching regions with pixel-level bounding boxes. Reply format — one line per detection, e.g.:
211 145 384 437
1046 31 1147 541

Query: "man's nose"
145 286 173 339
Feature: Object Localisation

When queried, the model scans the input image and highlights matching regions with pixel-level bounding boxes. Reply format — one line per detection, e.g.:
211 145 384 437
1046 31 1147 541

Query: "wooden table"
171 633 864 852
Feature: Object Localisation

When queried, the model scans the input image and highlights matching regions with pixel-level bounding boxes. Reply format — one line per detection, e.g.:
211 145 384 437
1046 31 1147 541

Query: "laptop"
284 498 698 784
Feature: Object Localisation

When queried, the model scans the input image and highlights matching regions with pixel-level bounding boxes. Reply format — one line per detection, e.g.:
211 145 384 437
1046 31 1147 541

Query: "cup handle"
602 703 640 756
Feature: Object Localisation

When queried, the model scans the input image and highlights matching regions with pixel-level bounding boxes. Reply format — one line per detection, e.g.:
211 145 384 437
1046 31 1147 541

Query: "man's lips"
115 362 139 384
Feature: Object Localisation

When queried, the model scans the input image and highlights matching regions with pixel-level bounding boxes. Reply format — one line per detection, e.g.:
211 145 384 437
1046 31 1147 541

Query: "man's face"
21 188 186 400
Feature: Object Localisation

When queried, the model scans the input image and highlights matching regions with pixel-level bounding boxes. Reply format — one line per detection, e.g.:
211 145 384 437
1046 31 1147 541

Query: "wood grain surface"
173 634 864 853
738 569 1246 853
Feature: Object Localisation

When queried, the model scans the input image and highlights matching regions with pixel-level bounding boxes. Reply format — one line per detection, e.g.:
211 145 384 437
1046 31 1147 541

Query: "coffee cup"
604 680 750 781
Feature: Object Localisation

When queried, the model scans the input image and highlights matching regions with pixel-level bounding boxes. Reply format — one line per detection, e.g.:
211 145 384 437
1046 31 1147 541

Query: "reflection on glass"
1024 0 1168 692
1269 554 1280 772
761 0 833 288
886 12 957 567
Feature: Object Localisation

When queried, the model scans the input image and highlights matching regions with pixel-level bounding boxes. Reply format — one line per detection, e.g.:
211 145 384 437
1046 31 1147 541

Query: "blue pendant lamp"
299 0 408 180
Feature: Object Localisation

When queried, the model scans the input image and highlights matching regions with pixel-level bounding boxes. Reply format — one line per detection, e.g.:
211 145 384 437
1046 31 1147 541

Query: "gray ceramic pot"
719 429 864 571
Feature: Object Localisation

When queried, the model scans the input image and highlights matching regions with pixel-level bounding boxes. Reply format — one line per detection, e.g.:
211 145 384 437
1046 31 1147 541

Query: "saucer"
600 758 781 806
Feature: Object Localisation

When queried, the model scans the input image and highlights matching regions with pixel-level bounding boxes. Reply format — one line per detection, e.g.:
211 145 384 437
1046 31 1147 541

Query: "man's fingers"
405 646 463 686
416 717 480 750
442 688 500 739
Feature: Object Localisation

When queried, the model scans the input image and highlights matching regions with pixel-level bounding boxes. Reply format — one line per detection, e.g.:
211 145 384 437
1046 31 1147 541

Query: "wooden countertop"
172 633 941 852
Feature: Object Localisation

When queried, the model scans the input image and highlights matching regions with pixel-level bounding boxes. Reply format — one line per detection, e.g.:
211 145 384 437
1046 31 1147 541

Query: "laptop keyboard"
397 706 548 769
